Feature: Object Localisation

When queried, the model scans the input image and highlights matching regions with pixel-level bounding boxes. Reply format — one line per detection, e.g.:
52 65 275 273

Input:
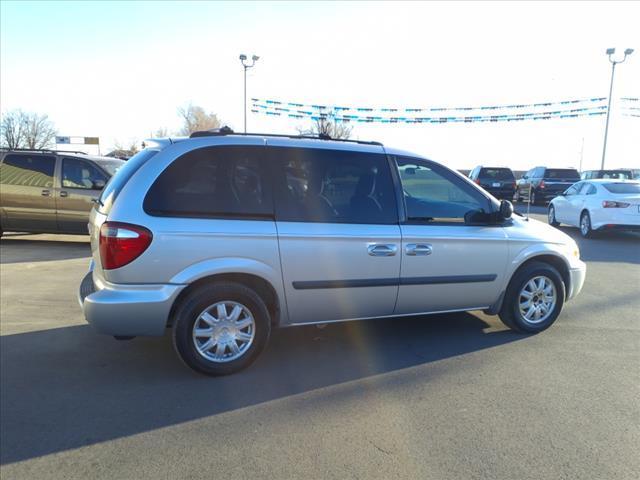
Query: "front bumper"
78 271 185 336
566 262 587 301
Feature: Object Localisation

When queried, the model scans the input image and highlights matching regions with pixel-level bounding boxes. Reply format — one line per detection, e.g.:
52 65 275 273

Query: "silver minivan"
79 130 586 375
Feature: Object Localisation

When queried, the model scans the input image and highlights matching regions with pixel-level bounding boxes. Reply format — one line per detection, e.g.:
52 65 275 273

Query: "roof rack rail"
0 147 89 155
189 126 384 146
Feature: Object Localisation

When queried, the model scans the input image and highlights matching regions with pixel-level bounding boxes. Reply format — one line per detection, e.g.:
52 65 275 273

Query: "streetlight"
601 47 634 169
239 53 259 133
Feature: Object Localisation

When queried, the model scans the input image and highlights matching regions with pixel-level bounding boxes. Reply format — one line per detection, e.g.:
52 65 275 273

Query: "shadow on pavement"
0 313 523 464
0 238 90 264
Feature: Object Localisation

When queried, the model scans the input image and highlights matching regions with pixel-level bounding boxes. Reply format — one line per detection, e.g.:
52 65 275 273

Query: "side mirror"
499 199 513 220
522 175 528 180
93 179 106 190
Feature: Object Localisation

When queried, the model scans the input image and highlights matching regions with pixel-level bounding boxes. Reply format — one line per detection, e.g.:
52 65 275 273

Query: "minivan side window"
271 147 397 224
144 146 272 219
394 156 493 224
62 158 107 189
0 154 55 188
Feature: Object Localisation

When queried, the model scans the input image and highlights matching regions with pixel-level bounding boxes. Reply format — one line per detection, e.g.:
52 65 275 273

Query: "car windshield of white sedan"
602 183 640 194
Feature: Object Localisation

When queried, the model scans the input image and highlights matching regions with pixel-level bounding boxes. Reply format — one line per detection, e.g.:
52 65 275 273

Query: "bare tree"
297 111 352 139
0 110 25 149
1 109 57 149
113 138 139 155
153 126 169 137
178 104 222 135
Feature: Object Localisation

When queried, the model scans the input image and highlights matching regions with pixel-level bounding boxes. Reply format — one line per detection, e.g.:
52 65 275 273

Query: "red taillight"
539 180 546 189
99 222 152 270
602 200 630 208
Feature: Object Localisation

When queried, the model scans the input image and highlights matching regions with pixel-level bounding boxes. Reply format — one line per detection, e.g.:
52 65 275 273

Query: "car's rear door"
56 157 108 233
0 153 57 232
390 156 509 314
270 143 401 325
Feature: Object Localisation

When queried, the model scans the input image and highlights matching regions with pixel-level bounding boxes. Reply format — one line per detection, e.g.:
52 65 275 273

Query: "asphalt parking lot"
1 206 639 480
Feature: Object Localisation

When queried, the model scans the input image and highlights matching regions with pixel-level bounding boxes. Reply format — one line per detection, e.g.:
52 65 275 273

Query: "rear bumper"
594 223 640 232
566 263 587 301
485 187 516 199
79 271 185 336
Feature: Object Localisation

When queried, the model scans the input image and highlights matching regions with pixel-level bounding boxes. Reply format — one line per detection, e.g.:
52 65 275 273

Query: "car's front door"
0 153 57 232
270 145 401 324
56 157 108 233
390 156 509 314
557 182 584 225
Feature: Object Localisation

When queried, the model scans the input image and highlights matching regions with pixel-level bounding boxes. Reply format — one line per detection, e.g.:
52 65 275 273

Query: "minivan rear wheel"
499 261 565 333
172 282 271 376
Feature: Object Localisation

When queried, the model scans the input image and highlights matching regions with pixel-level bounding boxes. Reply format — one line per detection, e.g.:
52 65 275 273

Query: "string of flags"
251 96 638 124
251 96 607 113
620 97 640 118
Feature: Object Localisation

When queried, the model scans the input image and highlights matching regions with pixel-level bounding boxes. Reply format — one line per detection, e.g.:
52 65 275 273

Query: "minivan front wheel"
172 282 271 376
499 261 565 333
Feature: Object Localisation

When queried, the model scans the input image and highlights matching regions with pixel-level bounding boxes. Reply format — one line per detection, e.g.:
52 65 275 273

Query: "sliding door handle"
368 244 398 256
406 243 433 256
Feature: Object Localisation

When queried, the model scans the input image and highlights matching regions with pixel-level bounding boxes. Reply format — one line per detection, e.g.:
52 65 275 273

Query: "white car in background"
547 180 640 238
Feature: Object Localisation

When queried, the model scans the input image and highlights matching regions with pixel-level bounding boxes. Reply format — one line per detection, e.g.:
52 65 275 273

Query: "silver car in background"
78 130 586 375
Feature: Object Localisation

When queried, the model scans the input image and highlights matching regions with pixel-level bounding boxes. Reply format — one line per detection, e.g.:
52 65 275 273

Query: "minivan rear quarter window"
144 145 272 219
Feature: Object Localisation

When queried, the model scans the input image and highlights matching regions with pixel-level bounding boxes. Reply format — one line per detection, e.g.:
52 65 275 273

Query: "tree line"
0 104 351 152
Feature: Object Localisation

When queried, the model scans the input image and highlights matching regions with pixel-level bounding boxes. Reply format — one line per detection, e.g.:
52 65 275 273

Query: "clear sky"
1 1 638 170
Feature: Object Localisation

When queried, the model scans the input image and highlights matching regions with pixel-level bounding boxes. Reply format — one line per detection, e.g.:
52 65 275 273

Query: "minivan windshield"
546 169 580 179
602 182 640 194
99 149 158 213
480 168 514 180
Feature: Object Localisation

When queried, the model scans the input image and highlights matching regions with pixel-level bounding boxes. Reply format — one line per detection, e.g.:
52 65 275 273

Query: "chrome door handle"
60 191 68 198
367 244 398 256
406 243 433 256
41 189 51 197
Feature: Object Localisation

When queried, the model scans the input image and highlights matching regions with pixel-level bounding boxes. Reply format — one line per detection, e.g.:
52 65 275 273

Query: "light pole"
239 53 259 133
601 47 634 169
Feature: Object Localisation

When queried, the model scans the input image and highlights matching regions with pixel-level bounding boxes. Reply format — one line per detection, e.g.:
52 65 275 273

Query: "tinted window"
584 184 597 195
395 157 493 224
0 154 55 187
62 158 107 189
545 169 580 179
602 182 640 194
99 149 157 213
479 168 514 180
272 148 397 224
144 146 271 219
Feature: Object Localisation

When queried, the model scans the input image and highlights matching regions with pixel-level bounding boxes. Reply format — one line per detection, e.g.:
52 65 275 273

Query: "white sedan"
547 180 640 238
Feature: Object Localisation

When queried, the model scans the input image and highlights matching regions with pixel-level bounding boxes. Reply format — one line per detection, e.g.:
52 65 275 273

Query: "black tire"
172 282 271 376
580 210 594 238
548 204 560 227
499 261 566 333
